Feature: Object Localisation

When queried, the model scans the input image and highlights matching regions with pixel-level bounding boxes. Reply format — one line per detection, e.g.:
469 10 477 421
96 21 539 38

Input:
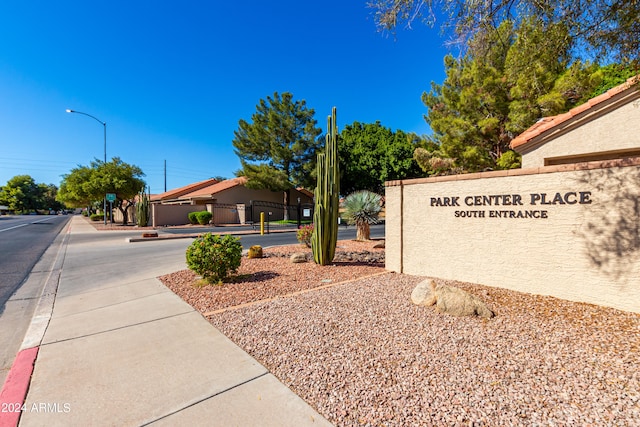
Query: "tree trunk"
118 205 129 225
356 221 370 241
283 189 290 221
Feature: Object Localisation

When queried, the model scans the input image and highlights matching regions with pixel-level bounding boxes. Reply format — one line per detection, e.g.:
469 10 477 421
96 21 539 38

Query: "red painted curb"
0 347 39 427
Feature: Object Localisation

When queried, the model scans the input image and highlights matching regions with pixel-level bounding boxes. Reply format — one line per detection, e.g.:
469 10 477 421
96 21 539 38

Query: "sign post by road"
106 193 116 223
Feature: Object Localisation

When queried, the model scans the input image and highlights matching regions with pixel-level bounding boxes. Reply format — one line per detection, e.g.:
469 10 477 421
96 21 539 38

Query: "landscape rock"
290 252 308 263
248 245 263 259
411 279 436 306
269 250 384 264
373 240 385 249
412 279 494 318
334 251 384 264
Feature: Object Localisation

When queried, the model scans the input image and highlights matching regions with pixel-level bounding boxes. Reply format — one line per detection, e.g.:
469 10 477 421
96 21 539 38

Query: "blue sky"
0 1 449 194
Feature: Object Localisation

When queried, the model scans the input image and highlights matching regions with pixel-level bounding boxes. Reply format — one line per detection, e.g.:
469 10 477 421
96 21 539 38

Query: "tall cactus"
136 187 150 227
311 107 340 265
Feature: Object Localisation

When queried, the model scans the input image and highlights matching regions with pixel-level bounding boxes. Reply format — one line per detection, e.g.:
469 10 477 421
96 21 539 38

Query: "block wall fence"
385 157 640 313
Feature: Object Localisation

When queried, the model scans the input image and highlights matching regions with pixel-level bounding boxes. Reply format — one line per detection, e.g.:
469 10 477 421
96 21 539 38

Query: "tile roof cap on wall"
510 75 639 152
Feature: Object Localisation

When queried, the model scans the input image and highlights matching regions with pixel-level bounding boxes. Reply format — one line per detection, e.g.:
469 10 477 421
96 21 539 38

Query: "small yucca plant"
341 190 382 241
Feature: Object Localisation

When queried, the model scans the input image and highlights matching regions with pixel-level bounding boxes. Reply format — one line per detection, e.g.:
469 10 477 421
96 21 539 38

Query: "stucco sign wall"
385 158 640 313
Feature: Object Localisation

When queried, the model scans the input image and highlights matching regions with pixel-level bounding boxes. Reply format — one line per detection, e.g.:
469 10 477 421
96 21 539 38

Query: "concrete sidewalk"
3 216 331 426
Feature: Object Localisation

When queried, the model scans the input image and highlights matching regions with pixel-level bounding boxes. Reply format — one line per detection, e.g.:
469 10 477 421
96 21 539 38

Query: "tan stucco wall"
207 186 313 206
522 100 640 168
385 158 640 313
213 186 278 205
152 204 202 227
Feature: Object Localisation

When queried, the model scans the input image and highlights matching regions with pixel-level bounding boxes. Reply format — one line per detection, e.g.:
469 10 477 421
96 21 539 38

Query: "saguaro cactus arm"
136 187 150 227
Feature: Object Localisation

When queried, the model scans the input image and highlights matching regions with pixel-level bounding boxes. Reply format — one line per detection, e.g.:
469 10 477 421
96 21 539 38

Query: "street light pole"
66 109 108 225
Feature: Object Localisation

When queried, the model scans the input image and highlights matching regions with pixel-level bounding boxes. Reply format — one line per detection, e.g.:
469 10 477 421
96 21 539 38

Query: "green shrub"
188 212 199 225
186 233 242 284
297 224 314 247
196 211 213 225
89 214 104 221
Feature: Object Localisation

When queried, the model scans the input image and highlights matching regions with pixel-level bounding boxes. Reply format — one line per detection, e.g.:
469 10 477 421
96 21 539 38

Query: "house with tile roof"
150 178 220 203
511 76 640 168
150 177 314 226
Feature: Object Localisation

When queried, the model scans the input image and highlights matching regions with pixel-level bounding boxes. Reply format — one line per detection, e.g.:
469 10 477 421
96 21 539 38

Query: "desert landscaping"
160 239 640 426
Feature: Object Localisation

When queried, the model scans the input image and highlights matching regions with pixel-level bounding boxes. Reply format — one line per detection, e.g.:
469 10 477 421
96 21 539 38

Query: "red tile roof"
510 76 640 151
182 177 248 199
296 187 314 198
151 178 219 201
156 176 314 202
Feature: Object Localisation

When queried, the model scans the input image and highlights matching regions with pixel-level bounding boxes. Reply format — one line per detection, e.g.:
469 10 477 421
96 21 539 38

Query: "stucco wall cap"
384 156 640 187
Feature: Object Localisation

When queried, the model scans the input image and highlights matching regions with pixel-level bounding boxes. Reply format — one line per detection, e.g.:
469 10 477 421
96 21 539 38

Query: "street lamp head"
65 109 73 113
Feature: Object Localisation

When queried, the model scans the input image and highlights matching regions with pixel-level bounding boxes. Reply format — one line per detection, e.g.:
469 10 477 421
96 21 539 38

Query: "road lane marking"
0 217 56 232
0 223 28 233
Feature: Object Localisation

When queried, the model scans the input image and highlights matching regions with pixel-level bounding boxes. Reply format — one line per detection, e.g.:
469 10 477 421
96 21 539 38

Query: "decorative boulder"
290 253 308 263
248 245 263 259
412 279 494 319
411 279 437 306
373 240 385 249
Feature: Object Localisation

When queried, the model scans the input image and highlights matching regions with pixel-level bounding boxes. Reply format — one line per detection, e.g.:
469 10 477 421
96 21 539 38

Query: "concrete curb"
19 229 69 351
0 347 39 427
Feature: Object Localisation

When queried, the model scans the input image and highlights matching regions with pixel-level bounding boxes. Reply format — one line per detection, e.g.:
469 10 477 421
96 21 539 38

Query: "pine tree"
420 18 617 174
233 92 322 217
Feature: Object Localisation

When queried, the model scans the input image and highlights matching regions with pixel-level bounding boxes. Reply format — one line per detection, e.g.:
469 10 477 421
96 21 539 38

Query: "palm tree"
341 190 382 241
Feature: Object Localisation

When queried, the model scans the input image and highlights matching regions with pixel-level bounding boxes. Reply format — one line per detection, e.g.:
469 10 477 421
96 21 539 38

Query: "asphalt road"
0 215 71 308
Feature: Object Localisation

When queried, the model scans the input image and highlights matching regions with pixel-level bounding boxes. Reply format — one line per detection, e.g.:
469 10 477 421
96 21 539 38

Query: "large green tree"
57 157 145 225
368 0 640 66
233 92 322 215
339 121 425 193
57 164 94 210
0 175 45 213
41 183 65 213
416 18 630 174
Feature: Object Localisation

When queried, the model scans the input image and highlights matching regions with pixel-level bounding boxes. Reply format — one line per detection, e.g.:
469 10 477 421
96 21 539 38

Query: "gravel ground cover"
159 241 640 427
160 240 385 314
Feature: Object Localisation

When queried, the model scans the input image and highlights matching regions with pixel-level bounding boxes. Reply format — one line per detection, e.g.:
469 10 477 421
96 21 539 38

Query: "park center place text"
429 191 592 219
